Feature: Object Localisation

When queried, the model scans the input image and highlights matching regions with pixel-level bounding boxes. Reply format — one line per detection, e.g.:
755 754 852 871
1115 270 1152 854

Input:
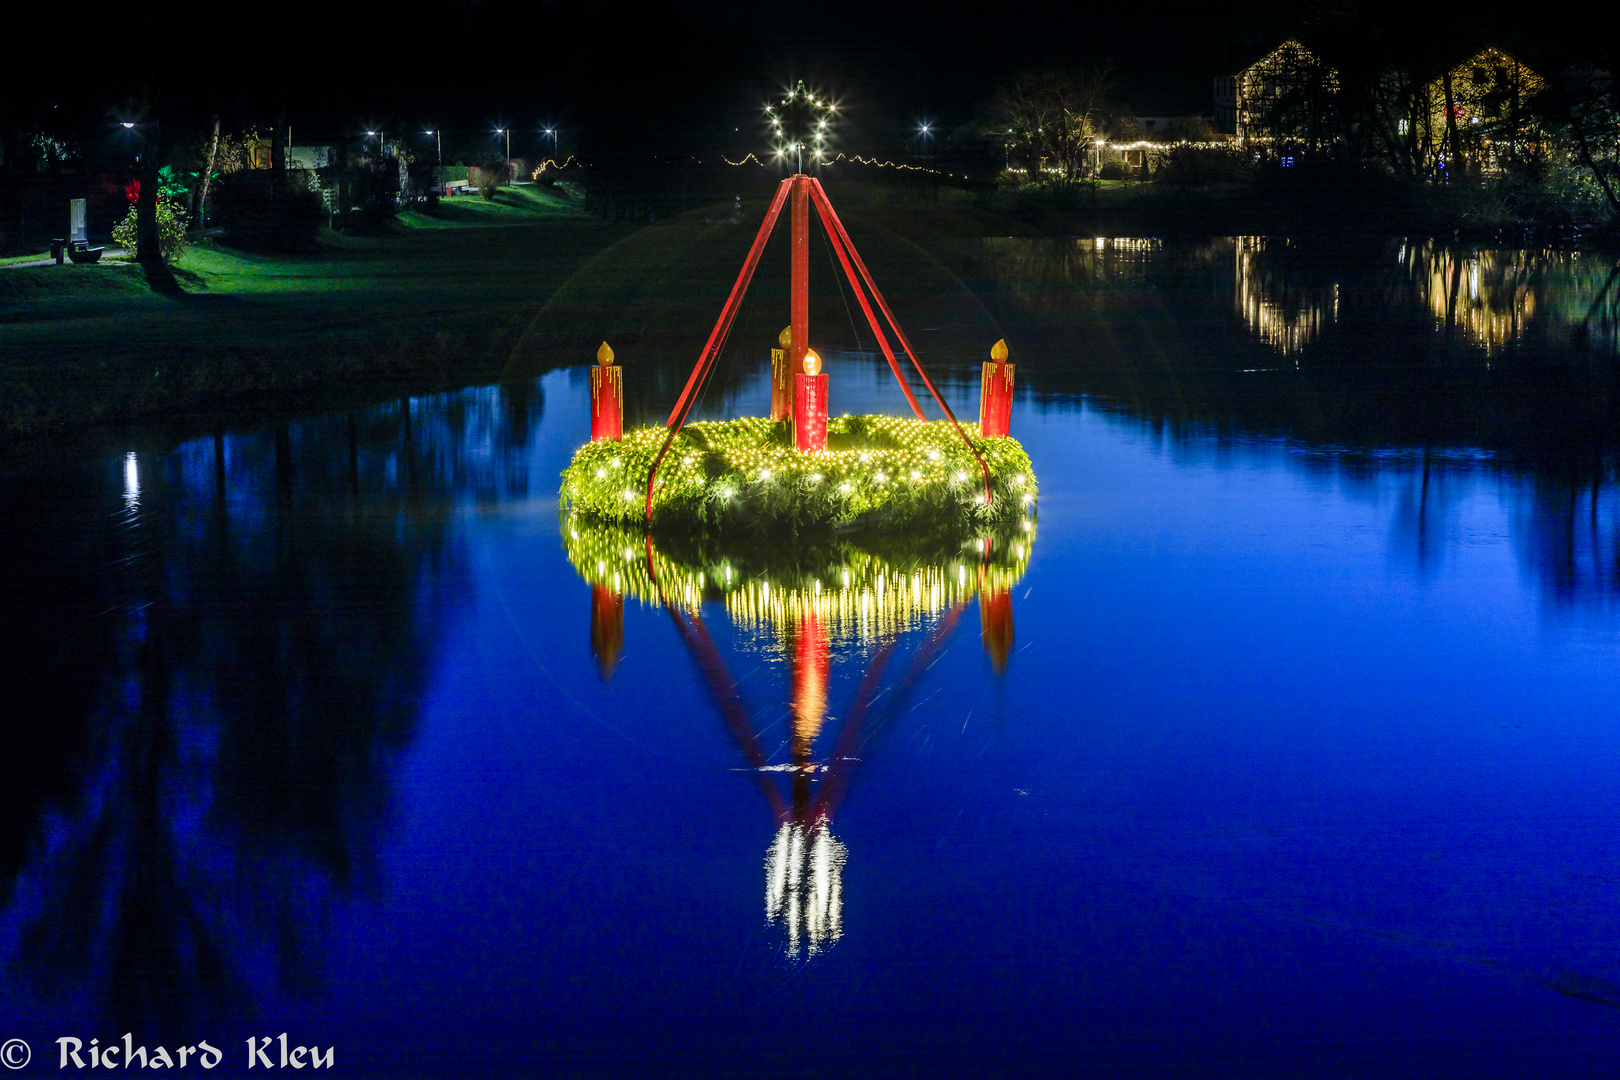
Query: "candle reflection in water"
564 518 1033 958
589 583 624 679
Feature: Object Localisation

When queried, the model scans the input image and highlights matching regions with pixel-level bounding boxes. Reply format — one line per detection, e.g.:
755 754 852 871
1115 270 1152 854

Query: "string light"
529 156 580 180
560 414 1035 530
561 515 1036 646
764 81 836 170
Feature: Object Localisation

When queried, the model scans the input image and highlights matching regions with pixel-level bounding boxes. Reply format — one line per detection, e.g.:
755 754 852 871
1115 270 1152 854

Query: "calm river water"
4 237 1620 1077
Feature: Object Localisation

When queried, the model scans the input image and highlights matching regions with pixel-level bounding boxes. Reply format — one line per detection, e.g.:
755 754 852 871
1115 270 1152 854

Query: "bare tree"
991 69 1120 183
193 116 220 228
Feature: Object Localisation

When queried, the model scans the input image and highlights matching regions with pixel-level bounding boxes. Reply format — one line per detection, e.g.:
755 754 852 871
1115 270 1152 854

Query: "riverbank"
0 189 624 440
4 174 1615 452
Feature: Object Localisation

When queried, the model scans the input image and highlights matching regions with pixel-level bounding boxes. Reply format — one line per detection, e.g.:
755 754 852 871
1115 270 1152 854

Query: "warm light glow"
802 348 822 376
1235 236 1336 356
765 820 846 959
123 452 139 508
561 518 1035 647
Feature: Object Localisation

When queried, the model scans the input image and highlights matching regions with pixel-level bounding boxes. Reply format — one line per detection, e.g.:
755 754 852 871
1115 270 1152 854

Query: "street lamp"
424 129 441 166
543 127 557 158
495 127 510 181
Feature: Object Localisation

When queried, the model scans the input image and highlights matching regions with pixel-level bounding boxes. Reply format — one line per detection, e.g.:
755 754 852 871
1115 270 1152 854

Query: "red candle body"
590 583 624 680
590 365 623 442
771 347 794 422
979 361 1014 438
979 588 1014 674
794 372 828 453
791 608 829 813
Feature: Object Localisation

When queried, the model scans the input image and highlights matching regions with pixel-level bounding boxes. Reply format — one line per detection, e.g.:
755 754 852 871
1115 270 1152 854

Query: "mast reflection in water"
565 518 1033 959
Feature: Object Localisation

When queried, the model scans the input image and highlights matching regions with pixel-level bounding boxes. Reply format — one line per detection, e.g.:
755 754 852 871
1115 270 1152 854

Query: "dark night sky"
1 0 1608 162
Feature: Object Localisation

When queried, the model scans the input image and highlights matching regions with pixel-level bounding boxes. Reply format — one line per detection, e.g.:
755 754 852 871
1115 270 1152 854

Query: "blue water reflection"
6 341 1620 1073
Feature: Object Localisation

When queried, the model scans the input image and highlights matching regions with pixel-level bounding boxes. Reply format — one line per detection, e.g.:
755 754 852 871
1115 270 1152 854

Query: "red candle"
590 341 623 443
771 326 794 423
979 338 1014 439
794 348 827 453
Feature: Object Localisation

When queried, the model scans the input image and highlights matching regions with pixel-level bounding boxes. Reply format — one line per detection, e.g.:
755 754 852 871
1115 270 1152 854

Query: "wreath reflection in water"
563 517 1034 960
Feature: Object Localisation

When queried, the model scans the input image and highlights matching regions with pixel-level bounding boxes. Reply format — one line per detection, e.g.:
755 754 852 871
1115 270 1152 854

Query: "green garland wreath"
560 414 1037 533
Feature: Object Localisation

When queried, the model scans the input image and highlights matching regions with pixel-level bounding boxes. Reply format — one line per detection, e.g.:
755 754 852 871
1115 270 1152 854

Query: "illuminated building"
1419 48 1544 177
1216 40 1340 149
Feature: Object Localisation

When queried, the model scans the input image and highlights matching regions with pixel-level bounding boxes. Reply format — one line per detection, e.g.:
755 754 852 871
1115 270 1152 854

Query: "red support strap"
665 178 792 428
809 179 995 506
807 638 895 822
645 535 789 821
646 178 793 521
810 602 966 821
810 194 926 420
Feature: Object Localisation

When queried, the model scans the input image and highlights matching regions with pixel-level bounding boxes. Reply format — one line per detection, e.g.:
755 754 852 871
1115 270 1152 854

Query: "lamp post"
543 127 557 159
424 129 441 166
496 127 510 182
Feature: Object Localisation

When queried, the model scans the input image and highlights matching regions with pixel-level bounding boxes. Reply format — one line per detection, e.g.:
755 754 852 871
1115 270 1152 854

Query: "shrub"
1155 145 1251 186
474 159 506 200
111 192 188 261
210 171 325 252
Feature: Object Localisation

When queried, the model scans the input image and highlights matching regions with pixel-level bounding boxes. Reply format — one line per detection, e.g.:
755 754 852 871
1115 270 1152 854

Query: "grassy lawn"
0 180 1010 439
0 251 52 267
398 183 583 228
0 203 629 436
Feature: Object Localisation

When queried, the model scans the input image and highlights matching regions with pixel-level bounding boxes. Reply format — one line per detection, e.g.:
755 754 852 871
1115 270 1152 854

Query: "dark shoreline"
2 184 1615 455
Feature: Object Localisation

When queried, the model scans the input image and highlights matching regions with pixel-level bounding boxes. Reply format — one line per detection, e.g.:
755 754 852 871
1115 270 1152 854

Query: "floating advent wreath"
561 173 1036 534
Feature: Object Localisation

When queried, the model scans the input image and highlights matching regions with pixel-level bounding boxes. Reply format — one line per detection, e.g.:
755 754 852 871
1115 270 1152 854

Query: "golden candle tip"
778 326 793 349
597 341 615 366
991 338 1009 363
802 348 822 376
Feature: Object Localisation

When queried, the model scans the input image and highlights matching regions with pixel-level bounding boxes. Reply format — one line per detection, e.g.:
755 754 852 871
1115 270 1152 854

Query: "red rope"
645 534 789 820
645 178 793 522
811 199 926 420
807 179 994 506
